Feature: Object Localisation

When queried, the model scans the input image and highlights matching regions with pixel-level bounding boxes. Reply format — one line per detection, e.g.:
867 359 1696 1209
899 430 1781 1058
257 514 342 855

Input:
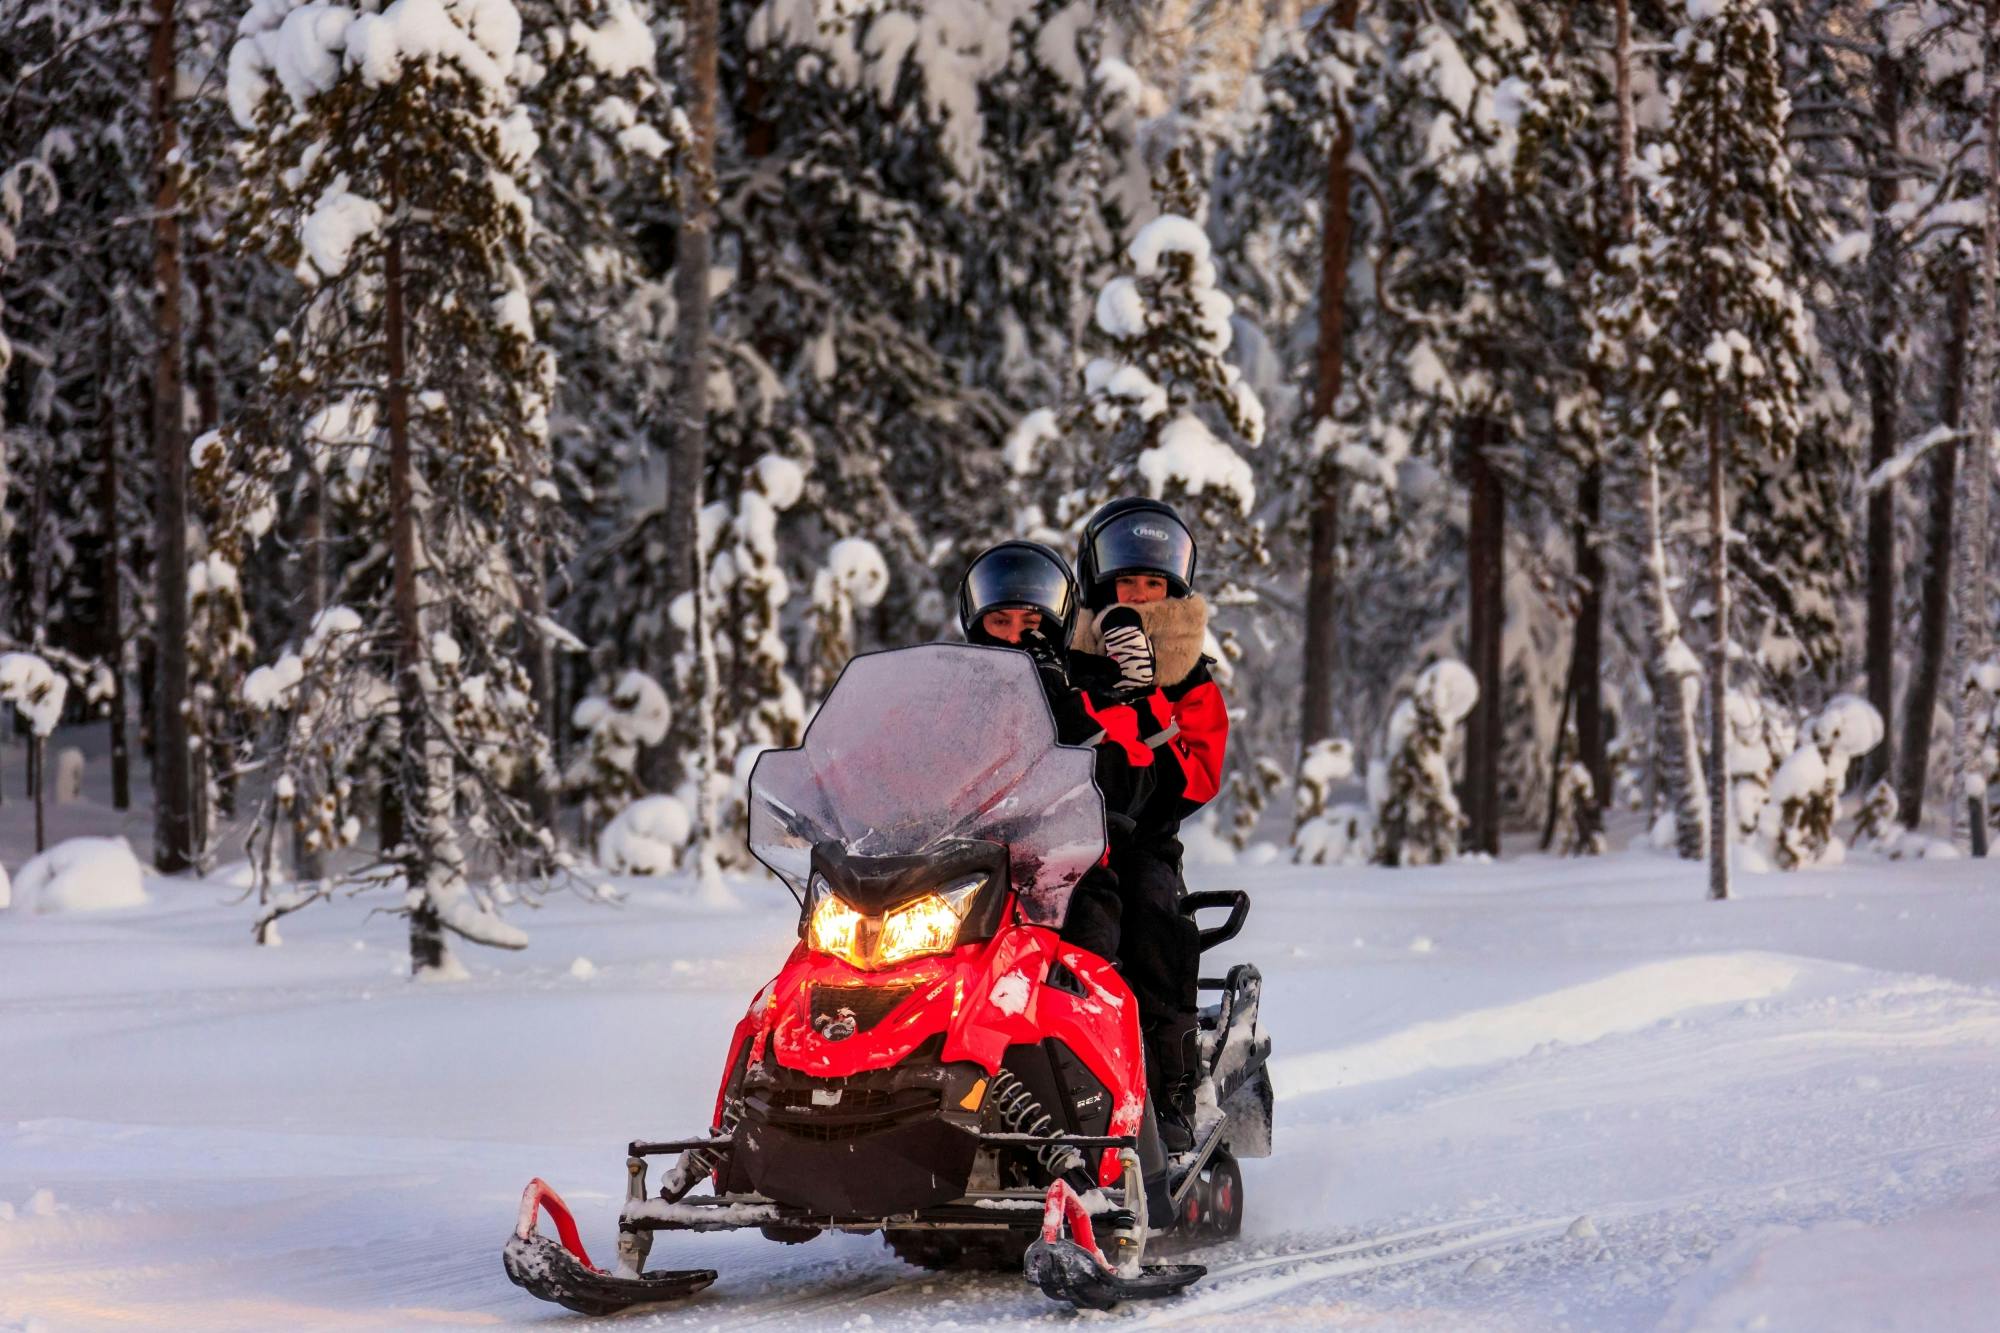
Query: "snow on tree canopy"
569 0 655 78
821 538 890 609
1139 414 1255 514
301 188 383 280
0 653 68 736
1129 214 1213 276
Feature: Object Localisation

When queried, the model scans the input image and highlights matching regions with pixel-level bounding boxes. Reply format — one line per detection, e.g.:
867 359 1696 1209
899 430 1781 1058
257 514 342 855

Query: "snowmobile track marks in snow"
1132 1214 1574 1326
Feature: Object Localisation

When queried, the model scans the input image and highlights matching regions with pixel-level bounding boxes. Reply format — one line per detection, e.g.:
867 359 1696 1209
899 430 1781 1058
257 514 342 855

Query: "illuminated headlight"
805 872 989 970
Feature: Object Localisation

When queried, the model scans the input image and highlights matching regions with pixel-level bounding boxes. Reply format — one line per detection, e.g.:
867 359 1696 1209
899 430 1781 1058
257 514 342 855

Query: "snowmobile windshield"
747 643 1107 927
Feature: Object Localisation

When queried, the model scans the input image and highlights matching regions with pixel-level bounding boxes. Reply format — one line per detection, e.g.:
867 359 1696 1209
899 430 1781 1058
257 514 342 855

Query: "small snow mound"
1463 1255 1506 1278
1568 1215 1600 1240
569 957 598 980
8 838 148 915
598 795 693 874
1409 936 1436 954
27 1188 57 1217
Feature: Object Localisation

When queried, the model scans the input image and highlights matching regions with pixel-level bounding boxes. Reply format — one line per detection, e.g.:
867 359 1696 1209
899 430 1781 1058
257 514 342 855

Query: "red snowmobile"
503 644 1272 1312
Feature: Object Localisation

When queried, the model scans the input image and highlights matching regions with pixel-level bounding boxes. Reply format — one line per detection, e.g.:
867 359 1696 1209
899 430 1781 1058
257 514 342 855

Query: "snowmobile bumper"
502 1178 716 1316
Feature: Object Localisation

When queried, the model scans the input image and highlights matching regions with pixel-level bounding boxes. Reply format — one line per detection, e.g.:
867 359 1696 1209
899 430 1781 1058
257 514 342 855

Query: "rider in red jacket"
1070 499 1229 1151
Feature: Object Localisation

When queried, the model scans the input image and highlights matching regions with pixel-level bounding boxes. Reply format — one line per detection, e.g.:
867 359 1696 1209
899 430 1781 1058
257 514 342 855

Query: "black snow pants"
1109 836 1203 1113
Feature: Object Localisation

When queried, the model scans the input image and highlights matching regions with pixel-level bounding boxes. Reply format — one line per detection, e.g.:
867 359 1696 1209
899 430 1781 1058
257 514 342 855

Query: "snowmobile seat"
1180 890 1249 953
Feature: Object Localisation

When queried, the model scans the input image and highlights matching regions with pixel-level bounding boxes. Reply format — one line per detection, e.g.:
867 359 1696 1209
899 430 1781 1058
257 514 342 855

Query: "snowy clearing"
4 845 1998 1330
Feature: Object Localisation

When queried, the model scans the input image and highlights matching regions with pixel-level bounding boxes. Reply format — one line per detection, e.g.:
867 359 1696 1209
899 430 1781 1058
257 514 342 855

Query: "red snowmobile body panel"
714 920 1145 1188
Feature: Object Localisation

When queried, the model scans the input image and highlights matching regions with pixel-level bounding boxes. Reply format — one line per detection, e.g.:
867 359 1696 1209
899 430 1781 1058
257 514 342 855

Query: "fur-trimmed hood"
1072 594 1211 689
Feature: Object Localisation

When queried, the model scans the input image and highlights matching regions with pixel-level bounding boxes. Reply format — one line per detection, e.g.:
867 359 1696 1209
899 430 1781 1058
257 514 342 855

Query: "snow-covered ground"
5 838 2000 1330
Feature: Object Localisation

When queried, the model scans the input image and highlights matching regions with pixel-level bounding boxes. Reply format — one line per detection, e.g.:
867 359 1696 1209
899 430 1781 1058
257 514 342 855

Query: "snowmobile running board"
503 1178 717 1316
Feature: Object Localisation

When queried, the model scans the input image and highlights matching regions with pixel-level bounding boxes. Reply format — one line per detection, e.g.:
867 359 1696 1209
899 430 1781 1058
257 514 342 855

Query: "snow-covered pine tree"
1622 0 1814 899
1760 696 1885 870
567 668 671 841
807 537 889 700
1372 658 1479 866
218 0 567 973
1060 180 1267 588
1723 686 1796 839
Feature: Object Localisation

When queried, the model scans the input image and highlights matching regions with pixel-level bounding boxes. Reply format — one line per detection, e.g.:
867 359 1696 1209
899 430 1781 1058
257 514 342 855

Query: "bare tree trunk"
646 0 719 784
99 316 131 811
1948 1 2000 857
1299 0 1361 751
1463 424 1504 856
653 0 718 787
1899 268 1970 827
1863 28 1904 787
293 463 327 879
30 733 45 854
523 536 559 836
149 0 194 873
385 208 443 973
1572 463 1606 840
1707 406 1730 900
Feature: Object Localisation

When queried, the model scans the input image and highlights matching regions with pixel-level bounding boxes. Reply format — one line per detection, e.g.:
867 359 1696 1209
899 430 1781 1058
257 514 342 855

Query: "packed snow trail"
5 848 2000 1329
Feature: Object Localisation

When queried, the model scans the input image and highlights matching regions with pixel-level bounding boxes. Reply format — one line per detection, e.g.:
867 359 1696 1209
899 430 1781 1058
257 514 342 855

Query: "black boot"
1147 1016 1200 1154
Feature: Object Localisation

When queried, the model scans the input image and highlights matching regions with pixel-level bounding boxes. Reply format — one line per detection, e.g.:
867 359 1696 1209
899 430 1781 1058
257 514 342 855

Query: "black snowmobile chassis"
616 1130 1139 1235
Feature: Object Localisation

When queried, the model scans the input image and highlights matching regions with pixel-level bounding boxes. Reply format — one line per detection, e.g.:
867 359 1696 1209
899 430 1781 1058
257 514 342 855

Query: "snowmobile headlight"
877 894 966 967
807 891 867 966
874 874 988 967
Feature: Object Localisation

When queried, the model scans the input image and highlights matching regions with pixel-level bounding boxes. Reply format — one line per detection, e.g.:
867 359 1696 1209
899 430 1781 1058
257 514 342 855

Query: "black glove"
1020 626 1069 681
1097 605 1155 692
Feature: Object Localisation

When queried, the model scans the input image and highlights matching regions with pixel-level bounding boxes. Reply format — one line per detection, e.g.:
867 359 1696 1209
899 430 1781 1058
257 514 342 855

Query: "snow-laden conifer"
213 0 566 973
1371 658 1478 867
1617 0 1815 899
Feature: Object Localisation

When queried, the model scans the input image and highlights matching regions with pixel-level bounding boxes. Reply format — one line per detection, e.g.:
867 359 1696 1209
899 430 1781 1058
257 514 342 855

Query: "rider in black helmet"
957 540 1152 967
1071 498 1229 1153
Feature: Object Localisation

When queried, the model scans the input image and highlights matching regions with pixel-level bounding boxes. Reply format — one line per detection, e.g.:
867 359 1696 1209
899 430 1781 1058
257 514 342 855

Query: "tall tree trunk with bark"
1863 29 1904 787
1707 404 1730 900
99 316 131 811
1463 424 1504 856
1572 465 1606 833
654 0 717 785
150 0 195 872
1949 1 2000 857
1899 268 1970 827
1299 0 1360 751
384 212 442 973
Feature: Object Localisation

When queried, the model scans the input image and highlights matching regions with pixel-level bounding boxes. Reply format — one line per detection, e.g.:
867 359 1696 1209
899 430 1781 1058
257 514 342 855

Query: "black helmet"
957 541 1079 644
1076 498 1197 610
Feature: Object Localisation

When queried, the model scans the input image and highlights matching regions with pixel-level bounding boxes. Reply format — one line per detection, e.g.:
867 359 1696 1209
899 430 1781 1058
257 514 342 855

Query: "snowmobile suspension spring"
987 1069 1086 1180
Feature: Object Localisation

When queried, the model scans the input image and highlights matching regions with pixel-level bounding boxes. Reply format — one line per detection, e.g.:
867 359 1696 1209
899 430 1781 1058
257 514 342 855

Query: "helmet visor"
962 546 1075 626
1086 510 1195 589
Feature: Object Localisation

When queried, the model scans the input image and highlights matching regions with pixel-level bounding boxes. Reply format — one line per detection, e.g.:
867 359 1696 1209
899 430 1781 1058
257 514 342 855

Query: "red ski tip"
517 1177 599 1272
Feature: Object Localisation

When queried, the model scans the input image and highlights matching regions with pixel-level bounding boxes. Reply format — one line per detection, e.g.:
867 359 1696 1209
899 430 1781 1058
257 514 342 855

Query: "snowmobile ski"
502 1178 716 1316
1023 1176 1204 1310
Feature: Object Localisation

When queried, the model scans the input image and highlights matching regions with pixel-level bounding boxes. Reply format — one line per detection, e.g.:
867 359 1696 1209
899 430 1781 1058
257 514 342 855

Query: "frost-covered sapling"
808 537 890 699
1761 696 1885 870
0 652 69 852
1372 659 1479 867
1294 738 1374 866
568 669 671 841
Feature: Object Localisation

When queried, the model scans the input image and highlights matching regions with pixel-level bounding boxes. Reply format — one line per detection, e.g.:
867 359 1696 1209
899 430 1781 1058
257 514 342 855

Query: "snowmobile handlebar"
1181 890 1250 953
